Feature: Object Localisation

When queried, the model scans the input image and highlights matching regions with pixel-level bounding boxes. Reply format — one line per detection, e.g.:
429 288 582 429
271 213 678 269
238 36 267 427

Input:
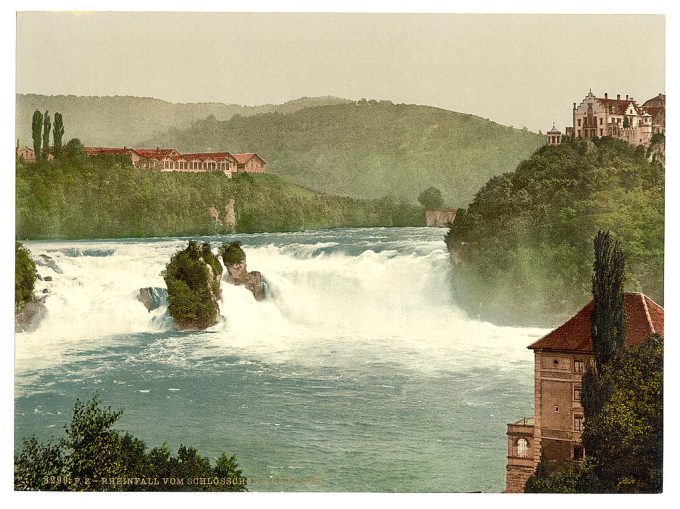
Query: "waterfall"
16 229 546 375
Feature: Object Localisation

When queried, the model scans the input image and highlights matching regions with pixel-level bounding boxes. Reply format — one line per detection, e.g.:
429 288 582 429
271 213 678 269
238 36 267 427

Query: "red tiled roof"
232 153 256 164
642 94 665 109
183 152 236 163
84 147 136 156
528 293 664 353
596 98 642 116
134 148 178 160
232 153 266 165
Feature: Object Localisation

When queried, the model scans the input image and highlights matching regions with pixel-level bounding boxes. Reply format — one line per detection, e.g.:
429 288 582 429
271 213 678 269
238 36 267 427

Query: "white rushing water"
17 230 545 377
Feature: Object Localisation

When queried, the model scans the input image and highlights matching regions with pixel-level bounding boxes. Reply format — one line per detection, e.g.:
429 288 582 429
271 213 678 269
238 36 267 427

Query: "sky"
16 11 665 134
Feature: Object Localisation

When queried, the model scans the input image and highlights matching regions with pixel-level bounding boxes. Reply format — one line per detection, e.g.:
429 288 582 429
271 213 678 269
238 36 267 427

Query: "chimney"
157 147 160 152
626 94 629 101
617 94 621 100
573 102 576 110
604 92 608 99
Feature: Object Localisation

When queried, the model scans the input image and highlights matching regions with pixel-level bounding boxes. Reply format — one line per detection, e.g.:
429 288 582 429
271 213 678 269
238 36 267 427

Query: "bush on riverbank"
14 394 247 491
162 240 223 330
16 157 425 239
15 241 37 313
448 138 664 326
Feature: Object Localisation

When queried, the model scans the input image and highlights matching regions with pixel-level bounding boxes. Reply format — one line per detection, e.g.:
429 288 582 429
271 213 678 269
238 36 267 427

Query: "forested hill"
142 101 544 205
447 137 665 327
16 94 351 148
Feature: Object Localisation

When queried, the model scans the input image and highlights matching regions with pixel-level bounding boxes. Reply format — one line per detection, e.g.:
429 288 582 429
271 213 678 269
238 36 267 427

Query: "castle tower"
546 123 562 145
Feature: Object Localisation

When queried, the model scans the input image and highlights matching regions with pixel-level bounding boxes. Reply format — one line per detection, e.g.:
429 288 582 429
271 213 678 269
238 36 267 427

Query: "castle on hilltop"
547 91 665 147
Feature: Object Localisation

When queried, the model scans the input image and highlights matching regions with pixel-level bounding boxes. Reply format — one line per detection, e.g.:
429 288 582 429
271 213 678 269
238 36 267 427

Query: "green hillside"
16 94 350 148
16 156 423 240
447 137 664 327
143 100 545 205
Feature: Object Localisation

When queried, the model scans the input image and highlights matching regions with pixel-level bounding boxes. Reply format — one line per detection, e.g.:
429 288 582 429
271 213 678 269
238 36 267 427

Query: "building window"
554 406 560 413
574 360 585 373
574 415 584 431
574 386 581 401
577 119 581 127
599 118 603 125
517 438 528 458
574 445 584 461
600 129 603 136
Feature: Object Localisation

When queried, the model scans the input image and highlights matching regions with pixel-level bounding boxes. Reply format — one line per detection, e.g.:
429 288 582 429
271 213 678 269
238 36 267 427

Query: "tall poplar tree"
53 112 64 159
41 111 52 162
31 109 43 162
590 230 627 367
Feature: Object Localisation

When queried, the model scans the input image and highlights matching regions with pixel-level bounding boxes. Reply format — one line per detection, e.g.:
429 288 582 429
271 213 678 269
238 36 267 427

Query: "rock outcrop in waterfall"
162 240 223 330
219 242 265 301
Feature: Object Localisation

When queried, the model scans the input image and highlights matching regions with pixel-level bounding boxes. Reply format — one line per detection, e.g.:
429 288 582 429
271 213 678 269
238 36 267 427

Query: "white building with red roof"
80 146 261 177
559 90 664 147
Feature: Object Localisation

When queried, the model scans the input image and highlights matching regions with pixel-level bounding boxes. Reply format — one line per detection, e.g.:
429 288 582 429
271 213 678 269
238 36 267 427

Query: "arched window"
517 438 528 458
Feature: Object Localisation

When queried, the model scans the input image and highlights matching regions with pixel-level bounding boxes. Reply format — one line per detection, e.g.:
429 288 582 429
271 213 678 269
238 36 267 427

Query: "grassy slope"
16 94 350 148
447 138 664 327
16 157 423 240
143 101 545 206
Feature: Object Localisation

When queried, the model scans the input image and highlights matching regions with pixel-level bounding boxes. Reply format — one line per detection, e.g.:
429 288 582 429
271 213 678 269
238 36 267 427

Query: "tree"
53 112 65 159
15 241 37 313
15 394 247 491
41 111 52 161
64 138 85 159
590 230 626 367
417 186 444 209
31 109 43 162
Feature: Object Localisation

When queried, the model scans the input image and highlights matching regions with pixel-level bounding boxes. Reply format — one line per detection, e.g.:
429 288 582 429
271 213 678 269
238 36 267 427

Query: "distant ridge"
16 93 351 147
143 100 544 205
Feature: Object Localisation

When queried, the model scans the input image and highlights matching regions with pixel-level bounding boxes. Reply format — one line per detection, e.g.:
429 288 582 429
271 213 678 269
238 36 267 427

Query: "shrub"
219 241 246 265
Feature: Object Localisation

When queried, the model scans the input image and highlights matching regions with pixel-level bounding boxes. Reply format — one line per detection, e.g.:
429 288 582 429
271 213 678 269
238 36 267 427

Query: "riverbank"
16 158 424 239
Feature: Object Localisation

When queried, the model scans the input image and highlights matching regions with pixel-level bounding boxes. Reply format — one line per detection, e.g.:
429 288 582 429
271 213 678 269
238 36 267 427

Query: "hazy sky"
16 12 665 132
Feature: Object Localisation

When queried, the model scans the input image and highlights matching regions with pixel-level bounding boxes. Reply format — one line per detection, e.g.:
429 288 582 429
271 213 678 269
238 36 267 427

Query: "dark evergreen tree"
590 230 626 367
42 111 52 162
31 109 43 162
53 112 65 159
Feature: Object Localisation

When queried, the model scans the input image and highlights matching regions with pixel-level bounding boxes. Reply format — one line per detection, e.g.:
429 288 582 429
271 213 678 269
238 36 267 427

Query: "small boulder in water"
219 242 265 301
15 296 48 333
137 287 167 312
35 254 63 274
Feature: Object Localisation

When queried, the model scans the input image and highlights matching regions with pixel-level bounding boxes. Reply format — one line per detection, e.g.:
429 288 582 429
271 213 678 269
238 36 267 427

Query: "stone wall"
425 208 457 227
505 464 536 493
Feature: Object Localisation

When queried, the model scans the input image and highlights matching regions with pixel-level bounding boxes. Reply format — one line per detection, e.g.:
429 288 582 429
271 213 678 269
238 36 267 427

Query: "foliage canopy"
448 138 664 326
14 394 247 491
